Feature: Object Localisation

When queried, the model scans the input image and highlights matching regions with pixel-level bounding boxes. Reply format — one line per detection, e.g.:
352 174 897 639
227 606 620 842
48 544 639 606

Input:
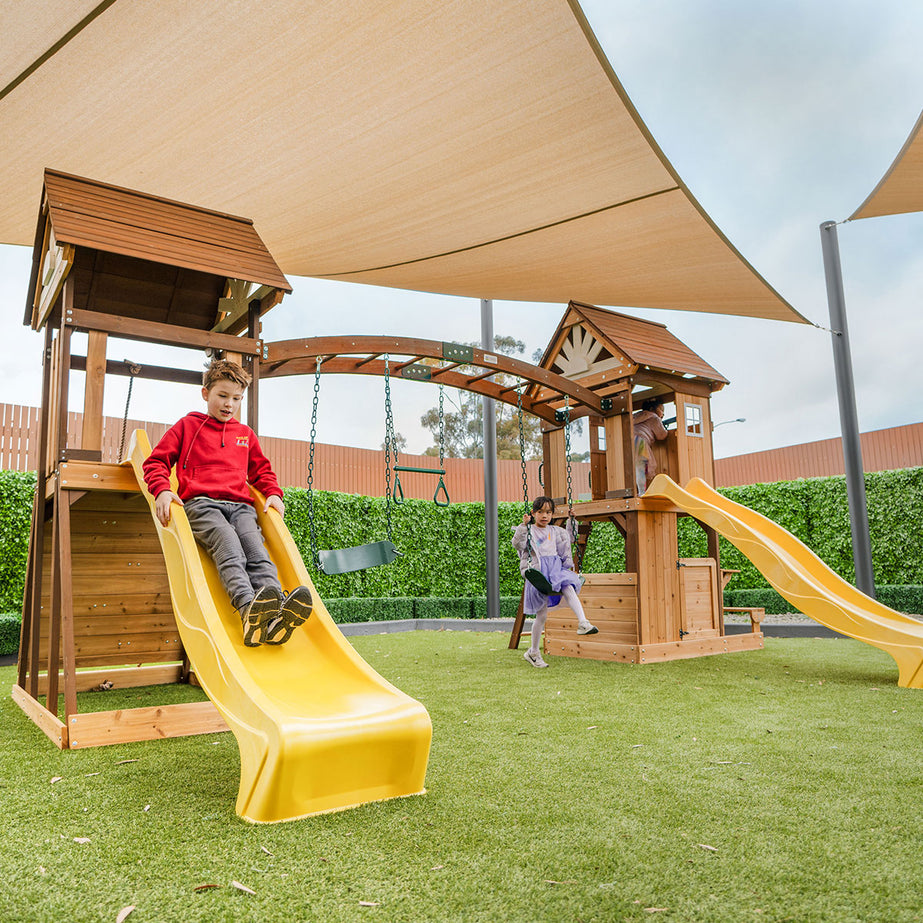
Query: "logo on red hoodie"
236 435 249 448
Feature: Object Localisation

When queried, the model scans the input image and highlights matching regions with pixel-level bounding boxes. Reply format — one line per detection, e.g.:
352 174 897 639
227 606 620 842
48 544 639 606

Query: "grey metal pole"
819 220 876 597
481 298 501 618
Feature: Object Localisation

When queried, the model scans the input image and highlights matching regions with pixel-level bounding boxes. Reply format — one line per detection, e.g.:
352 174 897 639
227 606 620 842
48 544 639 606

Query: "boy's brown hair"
203 359 251 391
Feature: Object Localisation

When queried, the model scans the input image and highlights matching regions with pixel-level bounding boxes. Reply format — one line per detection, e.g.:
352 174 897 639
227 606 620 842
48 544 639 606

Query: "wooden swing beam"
260 336 607 423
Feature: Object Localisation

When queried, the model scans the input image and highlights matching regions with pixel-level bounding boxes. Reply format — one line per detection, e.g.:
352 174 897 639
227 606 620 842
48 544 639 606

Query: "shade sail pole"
481 298 501 619
819 221 876 597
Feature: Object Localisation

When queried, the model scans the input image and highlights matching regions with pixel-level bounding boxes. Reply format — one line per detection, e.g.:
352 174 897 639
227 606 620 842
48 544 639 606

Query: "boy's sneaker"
577 623 599 635
240 586 282 647
263 585 313 645
523 650 548 668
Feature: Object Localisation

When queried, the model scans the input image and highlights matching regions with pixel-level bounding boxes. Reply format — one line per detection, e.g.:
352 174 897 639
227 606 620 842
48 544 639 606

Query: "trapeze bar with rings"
392 465 451 507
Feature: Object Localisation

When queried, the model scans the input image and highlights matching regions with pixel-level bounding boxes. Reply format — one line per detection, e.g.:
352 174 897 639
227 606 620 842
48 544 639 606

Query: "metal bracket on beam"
401 364 432 381
443 342 473 363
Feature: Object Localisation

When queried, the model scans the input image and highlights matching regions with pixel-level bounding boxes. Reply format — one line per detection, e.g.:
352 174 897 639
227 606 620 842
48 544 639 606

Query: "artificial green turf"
1 635 921 922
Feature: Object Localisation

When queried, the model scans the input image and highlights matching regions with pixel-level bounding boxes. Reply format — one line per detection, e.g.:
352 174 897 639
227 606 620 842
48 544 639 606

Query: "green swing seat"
318 541 402 576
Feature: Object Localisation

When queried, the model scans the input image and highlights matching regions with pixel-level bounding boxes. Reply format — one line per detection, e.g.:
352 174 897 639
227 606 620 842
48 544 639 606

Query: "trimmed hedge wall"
1 467 922 633
0 472 35 614
323 596 522 624
0 613 21 657
725 585 923 617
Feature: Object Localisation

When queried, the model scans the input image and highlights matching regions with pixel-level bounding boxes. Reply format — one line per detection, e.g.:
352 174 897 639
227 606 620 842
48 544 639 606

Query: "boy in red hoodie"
142 359 312 646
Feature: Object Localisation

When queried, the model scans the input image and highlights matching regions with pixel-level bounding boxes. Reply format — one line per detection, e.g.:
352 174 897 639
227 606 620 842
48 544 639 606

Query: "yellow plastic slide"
127 430 432 822
646 474 923 688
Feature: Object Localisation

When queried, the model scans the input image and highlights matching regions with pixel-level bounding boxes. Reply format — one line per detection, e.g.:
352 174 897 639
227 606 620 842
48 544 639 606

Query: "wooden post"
507 590 527 650
81 330 107 455
541 426 567 501
20 324 54 693
588 415 606 500
59 490 78 721
630 510 680 645
247 300 260 432
54 324 72 466
46 490 64 718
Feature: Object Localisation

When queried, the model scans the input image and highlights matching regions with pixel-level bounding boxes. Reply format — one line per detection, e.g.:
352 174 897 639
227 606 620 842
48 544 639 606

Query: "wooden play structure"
509 301 764 663
14 169 291 748
257 304 764 665
14 170 433 821
15 168 761 767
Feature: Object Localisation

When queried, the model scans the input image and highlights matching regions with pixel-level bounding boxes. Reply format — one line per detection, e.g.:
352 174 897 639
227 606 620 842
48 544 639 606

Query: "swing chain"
516 380 535 566
305 357 322 569
118 361 142 462
438 383 445 470
383 355 394 542
561 395 585 572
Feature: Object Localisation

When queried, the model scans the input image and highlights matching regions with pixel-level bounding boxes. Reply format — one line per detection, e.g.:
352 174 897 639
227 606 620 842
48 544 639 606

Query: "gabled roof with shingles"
43 169 291 292
542 300 728 385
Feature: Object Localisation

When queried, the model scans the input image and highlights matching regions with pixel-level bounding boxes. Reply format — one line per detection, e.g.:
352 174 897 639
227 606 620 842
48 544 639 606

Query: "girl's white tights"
528 586 591 654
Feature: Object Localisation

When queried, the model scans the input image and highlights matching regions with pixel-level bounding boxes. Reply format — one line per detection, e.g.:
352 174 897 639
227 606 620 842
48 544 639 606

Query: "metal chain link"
516 380 535 565
561 395 584 572
438 383 445 469
383 354 394 541
305 357 322 569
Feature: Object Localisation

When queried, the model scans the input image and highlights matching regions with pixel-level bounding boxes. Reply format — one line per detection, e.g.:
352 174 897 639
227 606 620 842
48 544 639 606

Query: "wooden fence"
0 403 580 502
3 403 920 495
714 421 923 487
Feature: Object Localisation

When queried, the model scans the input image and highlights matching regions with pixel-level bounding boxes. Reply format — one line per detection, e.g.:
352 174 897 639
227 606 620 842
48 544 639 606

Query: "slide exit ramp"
646 475 923 688
127 430 432 822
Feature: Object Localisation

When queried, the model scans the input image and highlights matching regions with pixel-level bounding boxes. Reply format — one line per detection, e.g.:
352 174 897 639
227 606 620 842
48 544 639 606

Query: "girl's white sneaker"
524 650 549 668
577 623 599 635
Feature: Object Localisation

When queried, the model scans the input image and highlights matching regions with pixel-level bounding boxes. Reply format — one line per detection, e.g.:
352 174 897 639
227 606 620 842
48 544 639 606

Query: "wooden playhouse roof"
542 300 728 386
26 169 290 331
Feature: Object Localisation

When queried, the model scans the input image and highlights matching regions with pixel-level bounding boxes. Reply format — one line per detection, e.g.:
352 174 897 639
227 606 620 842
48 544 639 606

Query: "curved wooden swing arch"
261 335 605 423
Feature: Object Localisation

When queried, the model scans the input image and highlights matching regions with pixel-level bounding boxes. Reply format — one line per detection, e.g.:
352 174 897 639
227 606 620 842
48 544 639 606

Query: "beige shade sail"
0 0 806 323
851 108 923 220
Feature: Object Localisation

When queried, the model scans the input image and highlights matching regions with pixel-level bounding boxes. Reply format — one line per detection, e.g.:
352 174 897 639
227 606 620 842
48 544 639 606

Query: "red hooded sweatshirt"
142 412 282 507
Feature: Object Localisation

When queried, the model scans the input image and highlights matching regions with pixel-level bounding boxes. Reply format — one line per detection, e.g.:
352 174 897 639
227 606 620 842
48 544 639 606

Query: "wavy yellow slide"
646 474 923 689
127 430 432 822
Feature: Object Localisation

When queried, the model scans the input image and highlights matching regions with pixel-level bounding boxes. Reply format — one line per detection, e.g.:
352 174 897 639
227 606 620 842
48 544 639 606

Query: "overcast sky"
1 0 921 461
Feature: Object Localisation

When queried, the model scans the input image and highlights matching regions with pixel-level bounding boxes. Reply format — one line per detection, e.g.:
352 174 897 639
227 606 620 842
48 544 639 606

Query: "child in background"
632 398 668 494
512 496 597 668
142 359 313 647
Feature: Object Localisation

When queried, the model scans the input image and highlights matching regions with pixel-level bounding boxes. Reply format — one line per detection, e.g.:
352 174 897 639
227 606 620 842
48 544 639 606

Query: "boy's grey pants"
184 497 282 611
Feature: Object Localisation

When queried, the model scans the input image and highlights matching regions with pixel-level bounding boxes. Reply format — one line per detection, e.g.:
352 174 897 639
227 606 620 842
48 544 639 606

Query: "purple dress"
512 524 583 615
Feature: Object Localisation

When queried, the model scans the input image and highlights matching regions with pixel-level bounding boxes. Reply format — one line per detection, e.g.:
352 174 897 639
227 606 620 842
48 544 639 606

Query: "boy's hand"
154 490 183 526
265 495 285 517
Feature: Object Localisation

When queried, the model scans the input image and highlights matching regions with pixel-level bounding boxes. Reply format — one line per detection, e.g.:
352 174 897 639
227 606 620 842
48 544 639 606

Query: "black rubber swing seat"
524 567 555 596
318 541 402 576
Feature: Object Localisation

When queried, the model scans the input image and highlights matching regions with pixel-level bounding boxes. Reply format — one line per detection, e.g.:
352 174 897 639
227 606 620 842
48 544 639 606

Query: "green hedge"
0 613 21 657
2 467 923 632
0 472 36 614
724 585 923 617
292 596 522 624
717 469 923 590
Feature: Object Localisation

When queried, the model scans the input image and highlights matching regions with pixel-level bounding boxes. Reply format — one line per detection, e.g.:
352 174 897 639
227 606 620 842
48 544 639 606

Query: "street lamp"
713 417 745 429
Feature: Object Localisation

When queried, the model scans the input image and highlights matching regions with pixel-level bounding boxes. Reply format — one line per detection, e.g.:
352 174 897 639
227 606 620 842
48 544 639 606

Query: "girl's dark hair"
641 398 664 412
532 496 555 513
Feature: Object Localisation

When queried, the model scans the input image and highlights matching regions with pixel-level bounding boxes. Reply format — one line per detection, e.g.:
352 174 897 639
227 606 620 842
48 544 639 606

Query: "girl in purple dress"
512 496 598 668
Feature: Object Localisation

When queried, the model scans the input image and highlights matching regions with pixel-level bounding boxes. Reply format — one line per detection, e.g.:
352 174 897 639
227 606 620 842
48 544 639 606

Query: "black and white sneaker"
240 586 282 647
263 586 313 645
